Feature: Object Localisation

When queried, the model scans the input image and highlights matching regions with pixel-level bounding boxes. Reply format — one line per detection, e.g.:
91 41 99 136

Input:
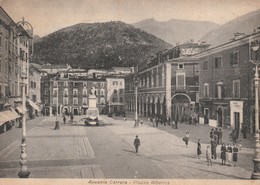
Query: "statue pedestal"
87 95 99 115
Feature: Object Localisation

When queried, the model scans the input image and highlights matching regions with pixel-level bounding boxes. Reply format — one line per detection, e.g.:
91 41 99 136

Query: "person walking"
63 115 66 124
210 129 214 139
206 146 212 166
233 144 238 166
214 128 219 145
197 139 202 159
220 143 227 165
134 135 141 153
183 132 189 148
210 138 216 159
219 128 222 144
70 114 74 124
227 143 233 166
155 117 159 127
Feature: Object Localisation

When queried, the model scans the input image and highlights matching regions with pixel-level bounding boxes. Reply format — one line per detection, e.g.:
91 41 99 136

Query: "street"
0 115 255 179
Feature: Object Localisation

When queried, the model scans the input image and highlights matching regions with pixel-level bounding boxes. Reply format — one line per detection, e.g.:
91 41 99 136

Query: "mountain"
33 21 172 69
133 18 219 45
201 9 260 47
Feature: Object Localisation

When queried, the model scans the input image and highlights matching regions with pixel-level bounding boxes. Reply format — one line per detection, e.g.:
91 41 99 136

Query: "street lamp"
250 43 260 179
16 17 33 178
134 75 139 127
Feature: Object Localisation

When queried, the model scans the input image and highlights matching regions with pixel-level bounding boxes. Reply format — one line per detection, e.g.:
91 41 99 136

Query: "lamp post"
16 17 33 178
134 75 139 127
251 44 260 179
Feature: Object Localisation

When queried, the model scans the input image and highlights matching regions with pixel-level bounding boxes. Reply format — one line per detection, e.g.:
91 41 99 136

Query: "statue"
90 86 96 96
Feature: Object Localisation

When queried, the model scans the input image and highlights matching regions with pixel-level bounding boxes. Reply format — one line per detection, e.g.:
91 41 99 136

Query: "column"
165 63 172 119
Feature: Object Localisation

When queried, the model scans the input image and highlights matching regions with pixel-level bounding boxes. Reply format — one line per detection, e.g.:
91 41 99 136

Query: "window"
204 83 209 98
53 97 57 105
74 82 78 87
83 90 87 96
83 98 87 105
53 81 57 87
176 73 185 90
120 97 123 103
73 89 78 96
100 89 104 96
100 82 104 88
119 89 123 94
45 82 49 87
100 98 105 104
73 98 78 104
83 82 87 87
112 97 117 102
64 89 68 96
45 97 49 104
178 63 184 69
45 89 49 95
32 95 37 102
214 57 222 68
63 98 68 105
64 81 68 87
114 89 117 94
202 61 209 70
233 80 240 98
215 82 224 99
119 81 122 86
230 51 239 65
113 81 118 85
53 89 57 95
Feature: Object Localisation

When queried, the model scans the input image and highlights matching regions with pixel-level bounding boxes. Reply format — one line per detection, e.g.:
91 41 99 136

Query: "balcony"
172 85 187 93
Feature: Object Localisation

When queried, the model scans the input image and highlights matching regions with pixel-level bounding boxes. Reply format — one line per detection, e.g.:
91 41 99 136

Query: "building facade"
196 31 260 133
125 42 209 121
0 7 32 132
41 75 107 116
106 76 125 115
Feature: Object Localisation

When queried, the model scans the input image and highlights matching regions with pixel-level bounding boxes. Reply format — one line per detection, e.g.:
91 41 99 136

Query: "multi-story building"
106 76 125 115
0 7 32 132
196 31 260 133
125 41 209 121
41 74 107 116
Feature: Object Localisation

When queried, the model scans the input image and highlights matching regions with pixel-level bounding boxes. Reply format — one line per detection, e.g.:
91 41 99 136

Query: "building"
125 41 209 121
106 76 125 115
41 74 107 116
41 63 71 74
196 31 260 133
0 7 32 132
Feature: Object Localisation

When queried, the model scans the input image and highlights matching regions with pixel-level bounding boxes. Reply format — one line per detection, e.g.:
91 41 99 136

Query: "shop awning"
16 106 27 114
27 99 40 111
0 110 21 126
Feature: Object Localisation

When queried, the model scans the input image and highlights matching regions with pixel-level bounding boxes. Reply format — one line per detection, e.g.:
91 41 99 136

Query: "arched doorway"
156 95 161 117
147 96 150 117
171 93 191 122
162 96 166 119
151 96 155 116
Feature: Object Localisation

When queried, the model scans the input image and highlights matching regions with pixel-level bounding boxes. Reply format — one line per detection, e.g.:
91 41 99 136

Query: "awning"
16 106 27 114
27 99 40 111
0 110 21 126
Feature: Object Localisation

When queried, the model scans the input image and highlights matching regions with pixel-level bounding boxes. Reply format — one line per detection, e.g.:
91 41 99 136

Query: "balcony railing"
172 85 187 92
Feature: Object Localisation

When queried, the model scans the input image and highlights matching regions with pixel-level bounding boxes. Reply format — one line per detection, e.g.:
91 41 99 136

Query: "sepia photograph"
0 0 260 184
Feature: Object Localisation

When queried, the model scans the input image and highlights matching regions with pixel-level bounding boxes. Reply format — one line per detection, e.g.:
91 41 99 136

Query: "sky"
1 0 260 37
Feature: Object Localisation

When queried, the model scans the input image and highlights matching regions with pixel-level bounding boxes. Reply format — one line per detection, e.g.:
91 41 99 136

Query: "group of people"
62 113 74 124
195 128 239 166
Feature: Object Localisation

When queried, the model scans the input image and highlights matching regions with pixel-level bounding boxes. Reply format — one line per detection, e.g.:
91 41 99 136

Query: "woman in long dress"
227 143 233 166
233 144 238 166
197 139 202 159
220 143 227 165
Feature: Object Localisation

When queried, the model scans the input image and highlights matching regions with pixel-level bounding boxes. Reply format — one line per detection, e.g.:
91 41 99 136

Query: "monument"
87 86 99 116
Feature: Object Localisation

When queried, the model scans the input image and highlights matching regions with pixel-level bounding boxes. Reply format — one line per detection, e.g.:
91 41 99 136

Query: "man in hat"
134 135 141 153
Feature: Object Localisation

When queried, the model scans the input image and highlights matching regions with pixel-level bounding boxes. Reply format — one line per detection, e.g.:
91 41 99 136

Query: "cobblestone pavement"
0 114 255 179
102 114 254 179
